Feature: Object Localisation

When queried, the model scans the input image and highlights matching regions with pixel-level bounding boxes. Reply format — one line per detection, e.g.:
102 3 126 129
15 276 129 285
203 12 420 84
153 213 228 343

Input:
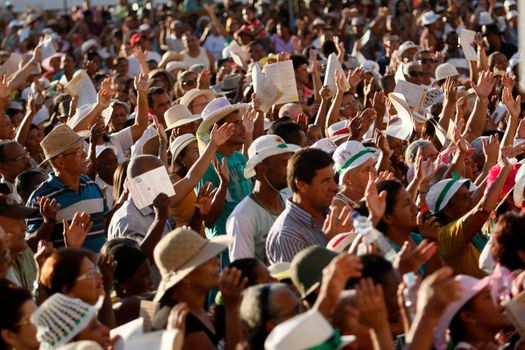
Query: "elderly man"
26 124 107 252
226 135 299 263
0 140 32 203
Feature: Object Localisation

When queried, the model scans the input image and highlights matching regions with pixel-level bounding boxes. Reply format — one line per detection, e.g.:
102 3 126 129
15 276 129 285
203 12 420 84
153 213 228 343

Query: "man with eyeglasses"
0 194 38 290
403 61 424 85
26 124 107 253
0 140 32 203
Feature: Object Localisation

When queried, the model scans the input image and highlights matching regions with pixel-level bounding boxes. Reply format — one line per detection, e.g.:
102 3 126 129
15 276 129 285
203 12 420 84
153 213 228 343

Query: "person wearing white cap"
420 10 443 52
397 41 419 63
332 140 378 212
434 62 459 85
426 156 512 277
226 135 300 263
179 88 216 115
403 61 424 85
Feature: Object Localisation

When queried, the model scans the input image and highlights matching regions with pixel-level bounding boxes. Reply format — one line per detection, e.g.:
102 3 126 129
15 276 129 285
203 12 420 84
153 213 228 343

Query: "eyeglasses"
60 148 84 158
408 71 424 77
182 79 197 87
76 266 101 281
0 151 30 163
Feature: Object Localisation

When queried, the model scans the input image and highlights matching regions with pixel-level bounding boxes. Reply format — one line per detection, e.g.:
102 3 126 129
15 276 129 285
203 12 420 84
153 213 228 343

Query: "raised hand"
482 134 499 166
98 253 117 293
323 205 353 241
90 119 106 144
372 91 386 116
152 192 170 220
0 73 9 99
97 85 115 109
210 122 235 147
502 86 521 119
334 69 348 93
472 70 496 99
356 278 389 330
443 77 457 103
133 46 147 66
153 116 168 145
365 172 387 222
501 72 516 90
195 182 217 216
394 240 438 275
250 93 262 114
63 212 92 249
319 253 362 300
38 196 59 224
417 213 440 241
348 67 365 88
213 157 229 183
134 73 150 94
219 267 248 306
319 85 333 101
34 240 54 271
197 69 211 89
242 108 258 134
415 267 462 317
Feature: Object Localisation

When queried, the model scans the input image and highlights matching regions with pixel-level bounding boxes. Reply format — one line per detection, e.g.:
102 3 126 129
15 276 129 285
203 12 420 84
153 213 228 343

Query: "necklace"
250 192 285 216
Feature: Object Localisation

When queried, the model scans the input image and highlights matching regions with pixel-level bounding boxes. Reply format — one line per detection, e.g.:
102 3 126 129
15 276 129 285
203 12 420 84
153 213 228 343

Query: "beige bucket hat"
40 124 83 163
164 104 201 131
179 88 216 109
153 227 230 302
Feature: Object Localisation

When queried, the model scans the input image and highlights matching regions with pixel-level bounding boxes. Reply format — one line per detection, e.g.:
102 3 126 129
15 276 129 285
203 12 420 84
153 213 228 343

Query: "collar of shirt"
286 199 323 229
47 172 88 191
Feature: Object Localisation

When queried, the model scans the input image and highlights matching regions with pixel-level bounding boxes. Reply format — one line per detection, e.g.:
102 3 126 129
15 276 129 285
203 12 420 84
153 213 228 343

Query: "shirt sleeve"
226 210 255 261
25 194 43 235
438 218 466 257
111 126 134 152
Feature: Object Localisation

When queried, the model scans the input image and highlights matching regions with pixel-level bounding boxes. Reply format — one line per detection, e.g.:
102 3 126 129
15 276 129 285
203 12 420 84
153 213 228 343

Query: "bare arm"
130 73 150 142
15 98 37 145
462 71 496 142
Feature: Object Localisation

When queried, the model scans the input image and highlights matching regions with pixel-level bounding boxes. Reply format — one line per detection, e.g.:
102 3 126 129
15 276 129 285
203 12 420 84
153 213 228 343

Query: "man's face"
150 93 171 121
405 64 423 85
248 44 266 62
221 111 245 145
0 142 31 181
189 95 210 114
295 64 310 85
298 166 338 212
0 216 28 253
0 114 15 140
182 33 199 51
97 150 118 180
55 142 88 177
261 153 292 190
345 158 376 199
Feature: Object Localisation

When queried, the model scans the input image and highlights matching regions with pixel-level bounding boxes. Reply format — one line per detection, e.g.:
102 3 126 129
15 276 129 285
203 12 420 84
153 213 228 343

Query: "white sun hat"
333 140 377 185
421 10 441 26
31 294 102 350
178 88 216 110
196 97 249 142
310 138 338 154
169 134 197 161
244 135 300 178
427 177 471 213
94 145 117 159
327 120 351 143
164 104 201 131
435 62 459 81
397 41 419 59
265 309 355 350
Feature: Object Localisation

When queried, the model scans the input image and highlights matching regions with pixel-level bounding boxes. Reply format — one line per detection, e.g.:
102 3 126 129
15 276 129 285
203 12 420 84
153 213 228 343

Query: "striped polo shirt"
265 199 327 264
26 173 108 252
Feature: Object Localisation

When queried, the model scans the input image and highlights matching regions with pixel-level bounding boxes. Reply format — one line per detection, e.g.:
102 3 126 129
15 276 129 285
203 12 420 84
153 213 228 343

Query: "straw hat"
265 309 355 350
196 97 249 141
31 293 102 350
40 124 83 163
244 135 300 178
170 134 197 161
268 262 291 280
211 74 242 95
179 88 216 109
153 227 231 302
164 105 201 131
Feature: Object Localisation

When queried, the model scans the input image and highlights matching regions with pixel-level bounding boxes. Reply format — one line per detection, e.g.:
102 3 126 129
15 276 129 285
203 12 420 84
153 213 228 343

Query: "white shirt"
127 51 162 77
226 195 283 264
107 126 134 163
95 175 114 209
131 124 157 158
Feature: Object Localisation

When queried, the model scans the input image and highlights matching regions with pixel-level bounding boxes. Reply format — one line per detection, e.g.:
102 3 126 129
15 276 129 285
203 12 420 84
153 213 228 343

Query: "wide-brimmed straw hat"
40 124 83 163
179 88 216 109
164 105 201 131
153 227 230 302
196 97 249 141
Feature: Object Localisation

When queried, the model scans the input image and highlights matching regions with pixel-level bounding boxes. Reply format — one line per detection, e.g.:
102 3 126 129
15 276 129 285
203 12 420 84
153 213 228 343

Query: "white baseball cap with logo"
427 177 471 213
244 135 301 179
333 140 377 185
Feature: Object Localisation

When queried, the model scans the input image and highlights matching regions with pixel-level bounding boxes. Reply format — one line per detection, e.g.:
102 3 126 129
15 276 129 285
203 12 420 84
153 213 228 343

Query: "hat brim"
244 144 301 178
196 104 249 141
39 134 83 166
432 179 470 213
166 114 202 131
154 236 230 302
179 89 217 109
337 152 376 185
170 136 197 161
5 205 37 219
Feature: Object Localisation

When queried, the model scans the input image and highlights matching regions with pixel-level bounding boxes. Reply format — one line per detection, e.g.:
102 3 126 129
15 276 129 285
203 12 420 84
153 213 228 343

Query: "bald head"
127 155 164 179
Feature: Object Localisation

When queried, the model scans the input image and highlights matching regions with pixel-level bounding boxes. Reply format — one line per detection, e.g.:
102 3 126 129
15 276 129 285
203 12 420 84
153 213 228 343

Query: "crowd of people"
0 0 523 349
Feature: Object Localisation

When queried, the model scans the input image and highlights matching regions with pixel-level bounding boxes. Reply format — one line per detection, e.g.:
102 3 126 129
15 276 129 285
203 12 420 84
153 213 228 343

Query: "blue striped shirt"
265 199 327 264
26 173 108 252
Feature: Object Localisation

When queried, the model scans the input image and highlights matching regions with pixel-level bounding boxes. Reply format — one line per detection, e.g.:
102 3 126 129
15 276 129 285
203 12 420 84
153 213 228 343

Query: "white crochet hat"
31 294 102 350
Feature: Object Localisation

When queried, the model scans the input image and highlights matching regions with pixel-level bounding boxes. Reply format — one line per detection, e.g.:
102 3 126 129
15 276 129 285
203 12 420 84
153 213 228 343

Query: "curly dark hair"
492 211 525 271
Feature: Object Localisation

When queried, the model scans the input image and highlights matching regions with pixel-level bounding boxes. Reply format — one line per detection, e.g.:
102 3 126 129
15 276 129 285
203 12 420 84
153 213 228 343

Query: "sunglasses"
408 71 424 77
182 79 197 87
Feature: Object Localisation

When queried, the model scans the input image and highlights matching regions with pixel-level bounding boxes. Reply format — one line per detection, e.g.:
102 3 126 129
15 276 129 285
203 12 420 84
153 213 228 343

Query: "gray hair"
240 283 290 333
278 103 302 119
405 139 432 166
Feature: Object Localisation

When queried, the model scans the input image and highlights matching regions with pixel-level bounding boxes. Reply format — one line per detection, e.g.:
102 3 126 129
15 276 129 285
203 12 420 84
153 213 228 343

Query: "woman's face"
4 300 39 350
124 260 154 296
388 187 418 231
463 287 512 329
179 141 200 168
26 128 43 153
68 257 105 305
75 316 111 349
186 257 221 290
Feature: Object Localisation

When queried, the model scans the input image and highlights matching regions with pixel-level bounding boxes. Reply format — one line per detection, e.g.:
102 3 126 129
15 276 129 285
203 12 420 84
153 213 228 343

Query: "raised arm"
501 85 521 147
462 71 496 142
15 94 39 145
130 73 150 142
8 44 42 92
71 78 115 132
438 77 457 131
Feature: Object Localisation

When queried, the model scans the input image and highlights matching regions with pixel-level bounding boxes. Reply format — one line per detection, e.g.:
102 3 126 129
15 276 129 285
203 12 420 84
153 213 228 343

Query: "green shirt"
197 152 253 240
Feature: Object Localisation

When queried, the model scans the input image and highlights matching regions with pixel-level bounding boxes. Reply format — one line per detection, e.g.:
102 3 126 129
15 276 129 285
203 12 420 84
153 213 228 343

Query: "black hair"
346 254 394 289
110 244 148 285
15 168 44 200
376 180 404 234
147 87 167 108
229 258 260 287
321 40 337 57
291 54 309 71
0 279 33 350
449 298 474 345
269 121 304 146
287 148 333 192
492 211 525 271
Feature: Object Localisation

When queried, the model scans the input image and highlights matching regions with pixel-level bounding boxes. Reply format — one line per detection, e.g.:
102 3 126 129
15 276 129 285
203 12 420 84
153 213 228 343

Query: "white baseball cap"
427 177 470 213
435 62 459 81
333 140 377 185
244 135 300 178
94 145 117 159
